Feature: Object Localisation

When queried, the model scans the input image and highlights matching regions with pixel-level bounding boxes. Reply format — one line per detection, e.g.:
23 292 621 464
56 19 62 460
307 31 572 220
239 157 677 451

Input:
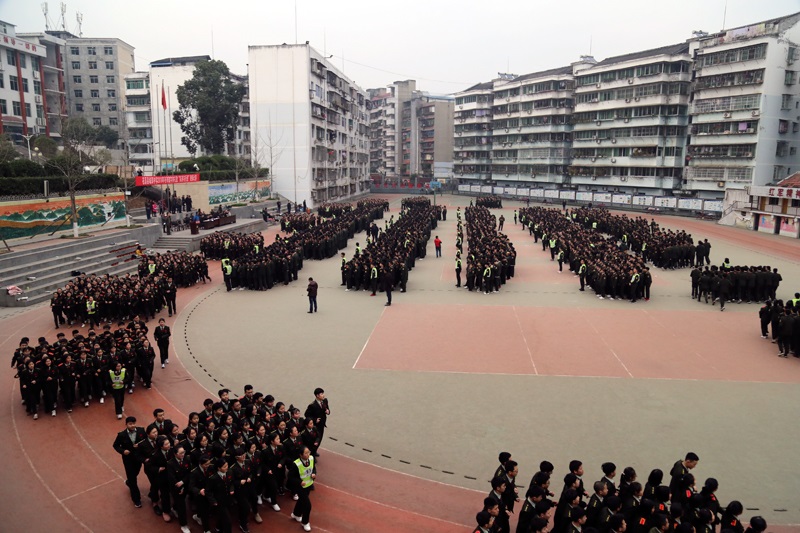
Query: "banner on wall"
576 192 593 202
632 196 654 206
703 200 723 212
208 180 271 205
135 173 200 186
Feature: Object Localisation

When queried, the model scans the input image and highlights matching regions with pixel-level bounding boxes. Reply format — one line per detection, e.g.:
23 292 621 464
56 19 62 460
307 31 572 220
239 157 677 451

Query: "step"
6 250 135 295
0 240 140 285
8 261 140 307
0 232 135 271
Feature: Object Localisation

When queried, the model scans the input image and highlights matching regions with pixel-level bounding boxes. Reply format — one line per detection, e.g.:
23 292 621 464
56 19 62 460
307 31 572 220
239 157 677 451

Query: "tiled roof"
777 172 800 188
593 42 690 67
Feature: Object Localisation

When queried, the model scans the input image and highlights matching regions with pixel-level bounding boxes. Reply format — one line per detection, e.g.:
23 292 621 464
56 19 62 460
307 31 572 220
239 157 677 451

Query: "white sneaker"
100 397 104 404
257 495 263 505
84 401 89 407
117 414 122 419
293 494 299 501
162 364 165 369
33 414 38 420
193 514 202 525
303 524 311 532
51 410 56 417
166 359 169 365
272 503 280 512
181 527 191 533
291 513 302 522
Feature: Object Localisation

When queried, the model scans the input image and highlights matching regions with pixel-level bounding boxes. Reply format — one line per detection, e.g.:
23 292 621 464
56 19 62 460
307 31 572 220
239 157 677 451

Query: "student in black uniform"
112 416 147 508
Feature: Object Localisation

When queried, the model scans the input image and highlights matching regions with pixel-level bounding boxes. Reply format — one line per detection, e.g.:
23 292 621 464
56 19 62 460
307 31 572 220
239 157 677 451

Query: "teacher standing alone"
306 278 318 314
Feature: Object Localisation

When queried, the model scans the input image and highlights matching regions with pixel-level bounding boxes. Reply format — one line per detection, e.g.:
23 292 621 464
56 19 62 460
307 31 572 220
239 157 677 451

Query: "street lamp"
22 133 35 160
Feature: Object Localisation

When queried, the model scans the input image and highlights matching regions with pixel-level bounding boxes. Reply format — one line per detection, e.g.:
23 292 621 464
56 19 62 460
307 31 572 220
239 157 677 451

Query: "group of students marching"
474 452 768 533
113 387 330 533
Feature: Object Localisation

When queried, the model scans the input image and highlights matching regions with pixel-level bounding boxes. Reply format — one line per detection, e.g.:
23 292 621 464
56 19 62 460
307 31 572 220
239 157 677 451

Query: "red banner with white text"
135 174 201 187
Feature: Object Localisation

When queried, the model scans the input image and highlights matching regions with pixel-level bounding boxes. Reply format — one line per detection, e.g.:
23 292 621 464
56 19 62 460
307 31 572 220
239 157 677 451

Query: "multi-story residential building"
368 80 416 181
490 67 575 188
15 29 67 139
453 82 494 183
248 43 370 207
149 55 211 170
123 71 153 173
0 21 60 141
570 44 692 195
404 94 454 182
230 72 251 159
48 31 134 144
686 12 800 197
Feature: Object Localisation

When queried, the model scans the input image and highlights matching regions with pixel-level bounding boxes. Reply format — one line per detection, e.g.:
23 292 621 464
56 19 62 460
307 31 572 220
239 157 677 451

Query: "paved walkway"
2 193 800 532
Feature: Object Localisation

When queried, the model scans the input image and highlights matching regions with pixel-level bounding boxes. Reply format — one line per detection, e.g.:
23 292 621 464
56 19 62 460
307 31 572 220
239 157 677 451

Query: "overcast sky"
4 0 799 93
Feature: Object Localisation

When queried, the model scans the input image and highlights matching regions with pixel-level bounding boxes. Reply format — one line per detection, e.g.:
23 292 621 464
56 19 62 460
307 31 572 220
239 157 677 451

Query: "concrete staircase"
0 234 144 307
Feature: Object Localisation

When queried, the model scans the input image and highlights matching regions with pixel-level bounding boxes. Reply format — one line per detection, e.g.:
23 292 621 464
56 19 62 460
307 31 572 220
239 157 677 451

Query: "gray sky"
4 0 799 93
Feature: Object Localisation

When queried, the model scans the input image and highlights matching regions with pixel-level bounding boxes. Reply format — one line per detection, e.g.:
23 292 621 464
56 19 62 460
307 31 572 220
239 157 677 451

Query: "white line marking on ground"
513 306 538 375
60 478 118 502
352 307 385 369
581 309 634 378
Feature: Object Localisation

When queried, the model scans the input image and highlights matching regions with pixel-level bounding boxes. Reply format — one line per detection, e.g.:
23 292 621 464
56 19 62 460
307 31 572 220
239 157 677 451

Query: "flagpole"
167 85 174 175
162 81 168 175
154 81 161 174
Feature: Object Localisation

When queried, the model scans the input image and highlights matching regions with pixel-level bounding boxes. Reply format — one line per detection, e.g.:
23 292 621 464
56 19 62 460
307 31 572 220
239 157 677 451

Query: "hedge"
0 174 120 196
155 169 269 181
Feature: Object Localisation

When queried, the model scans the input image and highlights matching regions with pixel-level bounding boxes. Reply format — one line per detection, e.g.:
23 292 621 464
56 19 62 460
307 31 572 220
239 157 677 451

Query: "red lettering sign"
778 189 784 197
134 173 201 186
769 188 775 196
788 189 794 198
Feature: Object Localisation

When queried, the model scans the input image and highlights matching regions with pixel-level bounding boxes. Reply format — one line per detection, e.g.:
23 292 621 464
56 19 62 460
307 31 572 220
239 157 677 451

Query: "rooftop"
512 66 573 84
460 81 493 93
150 55 211 67
594 42 690 67
777 172 800 188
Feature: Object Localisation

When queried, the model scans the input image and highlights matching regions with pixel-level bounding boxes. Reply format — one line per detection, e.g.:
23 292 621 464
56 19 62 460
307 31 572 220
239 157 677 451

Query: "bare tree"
252 112 284 202
46 117 111 238
231 155 253 197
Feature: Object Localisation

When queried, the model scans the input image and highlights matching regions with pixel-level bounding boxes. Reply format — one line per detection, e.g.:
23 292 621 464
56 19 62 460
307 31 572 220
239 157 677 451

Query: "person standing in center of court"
434 235 442 258
306 278 318 314
381 266 394 307
455 252 463 288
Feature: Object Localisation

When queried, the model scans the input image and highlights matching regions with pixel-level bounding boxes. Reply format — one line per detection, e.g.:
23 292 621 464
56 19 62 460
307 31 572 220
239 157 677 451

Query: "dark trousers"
292 486 312 525
386 288 392 305
112 387 125 415
215 503 232 533
308 296 317 312
224 275 232 292
52 309 64 328
166 296 176 315
122 458 142 504
761 320 770 337
644 284 651 300
158 343 169 364
455 269 461 287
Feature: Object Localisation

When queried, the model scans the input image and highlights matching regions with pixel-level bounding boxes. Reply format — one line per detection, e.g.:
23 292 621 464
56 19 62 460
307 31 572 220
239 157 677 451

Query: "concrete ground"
2 192 799 532
180 193 800 526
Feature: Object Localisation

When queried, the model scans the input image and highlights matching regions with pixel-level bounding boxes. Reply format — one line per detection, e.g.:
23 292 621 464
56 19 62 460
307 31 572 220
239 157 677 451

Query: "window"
33 81 41 95
104 46 113 55
105 61 114 70
71 61 80 69
0 99 5 114
782 94 793 110
70 46 79 55
31 57 39 70
18 54 25 69
108 103 117 111
106 75 115 83
126 96 149 106
73 75 82 83
0 75 3 89
780 120 789 134
126 79 148 90
133 111 151 123
88 61 97 70
786 71 797 85
6 50 15 66
24 103 31 117
74 89 83 98
75 103 84 112
90 75 99 83
107 89 116 97
9 75 18 91
92 103 101 112
92 117 102 126
87 46 96 55
21 78 28 93
12 101 21 116
109 117 118 126
90 89 99 98
769 197 780 206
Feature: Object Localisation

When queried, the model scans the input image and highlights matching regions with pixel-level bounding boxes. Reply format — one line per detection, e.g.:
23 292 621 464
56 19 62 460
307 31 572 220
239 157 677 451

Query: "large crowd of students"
459 206 517 294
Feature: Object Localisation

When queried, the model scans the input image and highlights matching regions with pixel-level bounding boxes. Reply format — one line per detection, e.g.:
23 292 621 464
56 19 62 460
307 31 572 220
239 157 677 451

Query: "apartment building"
231 72 251 159
47 31 134 145
686 12 800 197
400 93 454 181
15 29 67 139
123 71 153 173
490 67 575 187
368 80 416 181
0 21 60 140
570 44 692 195
248 43 370 207
453 82 494 183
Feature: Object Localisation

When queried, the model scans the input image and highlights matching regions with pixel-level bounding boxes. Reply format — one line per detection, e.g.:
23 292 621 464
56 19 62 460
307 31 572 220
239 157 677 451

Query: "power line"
330 55 469 86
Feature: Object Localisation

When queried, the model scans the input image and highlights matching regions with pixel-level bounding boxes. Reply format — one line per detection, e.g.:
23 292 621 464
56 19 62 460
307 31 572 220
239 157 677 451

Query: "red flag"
161 85 167 110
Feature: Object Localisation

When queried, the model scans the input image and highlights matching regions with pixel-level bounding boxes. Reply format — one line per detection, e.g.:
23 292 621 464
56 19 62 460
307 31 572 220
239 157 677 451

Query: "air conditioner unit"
596 120 602 126
634 97 640 102
625 98 631 103
596 83 601 88
591 176 597 180
723 112 732 118
611 138 617 144
32 71 40 80
504 128 509 133
35 95 42 103
517 127 522 132
527 110 532 114
505 97 510 102
36 117 46 126
717 181 725 187
596 139 601 144
611 158 617 163
458 105 463 109
591 157 597 162
457 132 462 136
751 110 760 117
624 118 630 123
627 79 634 84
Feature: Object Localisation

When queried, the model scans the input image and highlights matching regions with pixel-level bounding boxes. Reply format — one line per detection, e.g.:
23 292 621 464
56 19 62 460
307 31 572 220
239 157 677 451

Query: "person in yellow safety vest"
222 259 233 292
148 261 157 275
549 238 557 261
629 270 641 303
254 244 260 254
224 239 231 250
354 243 361 257
592 221 597 230
722 258 732 271
541 232 548 251
557 249 565 272
641 242 647 261
340 253 347 286
370 263 379 296
86 296 98 329
578 260 587 291
483 264 493 294
455 254 463 288
289 447 316 531
109 361 126 419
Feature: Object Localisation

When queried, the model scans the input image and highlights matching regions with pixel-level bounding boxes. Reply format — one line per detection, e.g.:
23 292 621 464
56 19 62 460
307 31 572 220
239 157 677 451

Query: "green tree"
0 134 18 164
34 135 58 159
94 126 119 148
172 60 245 156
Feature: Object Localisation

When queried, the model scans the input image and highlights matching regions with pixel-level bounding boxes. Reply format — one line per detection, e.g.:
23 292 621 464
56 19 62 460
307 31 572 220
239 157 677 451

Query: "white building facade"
686 13 800 196
248 44 370 207
454 82 494 183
